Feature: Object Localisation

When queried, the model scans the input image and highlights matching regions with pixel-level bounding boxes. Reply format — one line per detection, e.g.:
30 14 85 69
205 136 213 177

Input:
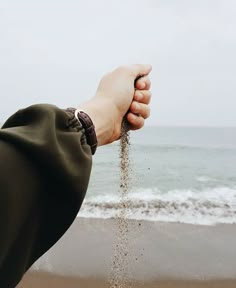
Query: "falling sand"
109 121 133 288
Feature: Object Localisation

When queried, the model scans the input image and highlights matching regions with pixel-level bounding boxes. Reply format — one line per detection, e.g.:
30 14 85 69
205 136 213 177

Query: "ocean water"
79 127 236 225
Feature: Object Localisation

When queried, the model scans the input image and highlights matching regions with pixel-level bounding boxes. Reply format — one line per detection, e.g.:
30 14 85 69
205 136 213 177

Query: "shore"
18 272 236 288
17 218 236 287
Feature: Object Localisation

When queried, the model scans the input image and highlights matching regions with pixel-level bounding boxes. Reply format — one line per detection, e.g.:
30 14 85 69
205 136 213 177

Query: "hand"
77 64 152 146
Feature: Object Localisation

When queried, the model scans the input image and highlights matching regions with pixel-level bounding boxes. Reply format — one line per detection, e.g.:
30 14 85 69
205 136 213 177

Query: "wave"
78 187 236 225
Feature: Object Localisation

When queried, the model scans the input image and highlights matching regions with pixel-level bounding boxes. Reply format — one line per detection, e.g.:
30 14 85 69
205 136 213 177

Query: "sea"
79 127 236 225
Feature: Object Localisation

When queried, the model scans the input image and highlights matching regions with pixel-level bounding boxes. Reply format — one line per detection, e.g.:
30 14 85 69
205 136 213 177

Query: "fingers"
134 89 151 104
127 82 152 130
135 75 151 90
113 64 152 134
130 101 150 119
126 113 145 130
114 64 152 89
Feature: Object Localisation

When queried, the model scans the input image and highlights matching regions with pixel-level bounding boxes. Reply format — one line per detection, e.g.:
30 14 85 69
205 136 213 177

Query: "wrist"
64 107 98 155
77 98 115 146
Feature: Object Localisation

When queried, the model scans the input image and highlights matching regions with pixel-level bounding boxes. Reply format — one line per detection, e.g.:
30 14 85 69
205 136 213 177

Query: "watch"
64 107 97 155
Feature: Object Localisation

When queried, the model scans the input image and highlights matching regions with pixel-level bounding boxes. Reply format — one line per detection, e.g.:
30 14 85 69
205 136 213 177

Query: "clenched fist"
78 64 152 146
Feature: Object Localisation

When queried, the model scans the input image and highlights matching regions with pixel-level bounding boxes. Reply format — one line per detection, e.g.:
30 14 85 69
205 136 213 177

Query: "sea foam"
78 186 236 225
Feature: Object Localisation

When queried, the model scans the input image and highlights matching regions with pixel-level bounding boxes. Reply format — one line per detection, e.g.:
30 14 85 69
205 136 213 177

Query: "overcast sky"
0 0 235 126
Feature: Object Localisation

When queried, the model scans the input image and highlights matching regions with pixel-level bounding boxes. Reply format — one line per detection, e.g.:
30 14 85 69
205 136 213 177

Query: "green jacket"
0 104 92 287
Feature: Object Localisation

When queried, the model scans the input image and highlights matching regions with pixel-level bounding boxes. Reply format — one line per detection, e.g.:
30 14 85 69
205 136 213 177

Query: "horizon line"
145 125 236 128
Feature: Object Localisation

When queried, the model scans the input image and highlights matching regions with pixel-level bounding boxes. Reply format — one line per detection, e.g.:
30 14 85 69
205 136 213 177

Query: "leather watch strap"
64 107 97 155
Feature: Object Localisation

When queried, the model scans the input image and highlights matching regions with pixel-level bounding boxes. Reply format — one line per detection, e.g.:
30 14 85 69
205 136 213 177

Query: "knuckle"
136 116 144 128
139 119 145 129
143 108 150 119
145 91 151 102
131 101 138 112
146 78 151 86
115 65 127 73
128 112 136 123
142 104 150 118
144 91 151 102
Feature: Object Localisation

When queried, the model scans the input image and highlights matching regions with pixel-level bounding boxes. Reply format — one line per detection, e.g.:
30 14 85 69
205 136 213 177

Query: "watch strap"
64 107 97 155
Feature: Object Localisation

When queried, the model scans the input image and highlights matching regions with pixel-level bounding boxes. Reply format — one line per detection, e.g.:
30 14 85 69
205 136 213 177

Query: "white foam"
78 187 236 225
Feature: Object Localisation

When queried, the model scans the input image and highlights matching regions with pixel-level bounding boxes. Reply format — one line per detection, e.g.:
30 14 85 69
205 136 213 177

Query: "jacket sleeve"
0 104 92 288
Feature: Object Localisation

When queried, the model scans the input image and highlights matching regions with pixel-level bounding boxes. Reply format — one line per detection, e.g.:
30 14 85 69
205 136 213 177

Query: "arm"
0 64 152 287
0 104 92 287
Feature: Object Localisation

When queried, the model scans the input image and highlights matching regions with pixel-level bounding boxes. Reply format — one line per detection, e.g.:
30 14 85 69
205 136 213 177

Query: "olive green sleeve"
0 104 92 288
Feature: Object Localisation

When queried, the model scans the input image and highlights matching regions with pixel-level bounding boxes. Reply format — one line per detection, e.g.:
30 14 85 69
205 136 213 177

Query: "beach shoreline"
18 272 236 288
17 217 236 287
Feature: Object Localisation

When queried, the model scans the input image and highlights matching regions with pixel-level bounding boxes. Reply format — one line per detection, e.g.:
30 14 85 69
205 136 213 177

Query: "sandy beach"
17 218 236 287
18 272 236 288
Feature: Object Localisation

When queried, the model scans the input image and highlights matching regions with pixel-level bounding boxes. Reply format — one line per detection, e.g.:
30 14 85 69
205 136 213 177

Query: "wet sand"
17 218 236 287
18 272 236 288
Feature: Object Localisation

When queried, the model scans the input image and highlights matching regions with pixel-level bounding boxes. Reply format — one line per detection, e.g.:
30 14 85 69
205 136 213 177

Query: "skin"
77 64 152 146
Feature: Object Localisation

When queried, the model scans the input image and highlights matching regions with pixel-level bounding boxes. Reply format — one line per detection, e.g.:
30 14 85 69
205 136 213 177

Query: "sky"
0 0 235 126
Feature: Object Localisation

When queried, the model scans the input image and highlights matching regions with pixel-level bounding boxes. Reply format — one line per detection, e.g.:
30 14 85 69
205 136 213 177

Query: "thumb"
130 64 152 78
